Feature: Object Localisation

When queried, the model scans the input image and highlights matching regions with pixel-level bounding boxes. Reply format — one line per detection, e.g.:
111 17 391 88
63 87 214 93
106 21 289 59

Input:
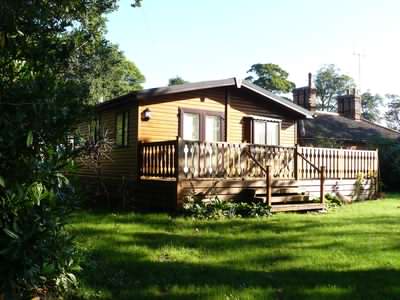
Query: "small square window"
89 118 100 142
116 112 129 146
252 119 280 146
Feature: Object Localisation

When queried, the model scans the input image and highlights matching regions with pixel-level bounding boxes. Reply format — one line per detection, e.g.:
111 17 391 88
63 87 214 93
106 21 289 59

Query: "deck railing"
138 138 379 181
297 146 378 180
180 141 295 179
138 140 177 178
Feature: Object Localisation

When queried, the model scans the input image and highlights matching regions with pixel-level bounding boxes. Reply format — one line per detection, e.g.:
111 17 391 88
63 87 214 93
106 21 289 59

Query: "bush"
182 196 271 219
0 178 81 299
377 141 400 191
324 193 343 209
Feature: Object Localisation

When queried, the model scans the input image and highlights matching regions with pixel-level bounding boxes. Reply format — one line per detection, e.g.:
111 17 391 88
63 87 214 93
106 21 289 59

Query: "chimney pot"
292 73 317 112
337 93 361 120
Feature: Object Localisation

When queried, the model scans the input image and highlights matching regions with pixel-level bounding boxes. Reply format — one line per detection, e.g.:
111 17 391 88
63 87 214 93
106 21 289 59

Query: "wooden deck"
138 138 379 212
271 203 325 213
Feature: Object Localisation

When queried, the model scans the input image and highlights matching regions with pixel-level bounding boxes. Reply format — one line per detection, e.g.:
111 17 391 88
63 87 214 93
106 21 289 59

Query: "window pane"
183 113 200 140
116 114 123 145
253 120 266 144
267 122 279 145
123 112 128 146
90 119 99 142
205 115 221 142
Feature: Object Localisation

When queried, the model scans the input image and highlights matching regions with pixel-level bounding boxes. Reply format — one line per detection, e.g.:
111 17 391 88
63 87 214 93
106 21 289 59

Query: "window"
254 120 266 144
205 115 222 142
89 118 100 142
180 108 224 142
183 112 200 140
116 111 129 146
245 117 280 146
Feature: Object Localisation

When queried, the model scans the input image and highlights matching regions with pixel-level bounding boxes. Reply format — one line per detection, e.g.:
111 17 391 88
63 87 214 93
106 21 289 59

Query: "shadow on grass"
75 246 400 300
69 206 400 300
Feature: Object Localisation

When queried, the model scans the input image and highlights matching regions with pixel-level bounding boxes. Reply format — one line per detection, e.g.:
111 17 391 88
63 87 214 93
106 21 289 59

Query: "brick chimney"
337 89 361 120
292 73 317 112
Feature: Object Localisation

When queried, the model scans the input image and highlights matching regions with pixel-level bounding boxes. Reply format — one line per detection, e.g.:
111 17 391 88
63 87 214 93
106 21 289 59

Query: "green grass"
69 194 400 300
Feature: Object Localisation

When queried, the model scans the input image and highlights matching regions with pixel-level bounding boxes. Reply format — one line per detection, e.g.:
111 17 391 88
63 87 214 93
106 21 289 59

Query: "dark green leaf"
26 131 33 147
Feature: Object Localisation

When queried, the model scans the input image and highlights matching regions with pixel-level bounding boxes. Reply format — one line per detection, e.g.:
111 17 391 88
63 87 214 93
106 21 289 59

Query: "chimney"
337 89 361 120
292 73 317 112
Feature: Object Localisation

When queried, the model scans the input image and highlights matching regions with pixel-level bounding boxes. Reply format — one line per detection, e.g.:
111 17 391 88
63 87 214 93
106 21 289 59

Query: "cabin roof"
300 111 400 144
96 77 314 119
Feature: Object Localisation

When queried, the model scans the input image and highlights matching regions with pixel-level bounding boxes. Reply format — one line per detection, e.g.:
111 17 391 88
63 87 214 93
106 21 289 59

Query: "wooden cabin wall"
76 103 139 181
138 89 226 142
228 90 297 146
139 87 298 146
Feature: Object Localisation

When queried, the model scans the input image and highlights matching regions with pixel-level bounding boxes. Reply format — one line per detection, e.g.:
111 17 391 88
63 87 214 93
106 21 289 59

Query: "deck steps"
255 189 324 212
271 203 325 212
256 194 309 204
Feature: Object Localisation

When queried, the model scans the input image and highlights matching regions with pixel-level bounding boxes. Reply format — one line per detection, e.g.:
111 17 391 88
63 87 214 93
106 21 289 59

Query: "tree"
385 94 400 131
245 63 295 93
0 0 141 297
361 91 383 122
168 76 188 86
314 64 355 111
88 43 145 103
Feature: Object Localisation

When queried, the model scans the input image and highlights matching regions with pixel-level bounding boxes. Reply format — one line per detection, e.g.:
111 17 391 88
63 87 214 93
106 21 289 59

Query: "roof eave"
137 78 236 99
240 80 314 119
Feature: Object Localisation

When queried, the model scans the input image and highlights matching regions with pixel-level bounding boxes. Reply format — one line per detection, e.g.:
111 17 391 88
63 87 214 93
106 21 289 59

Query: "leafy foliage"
77 129 115 204
0 177 81 298
168 76 188 86
324 193 343 209
0 0 142 297
376 140 400 191
88 43 145 103
361 91 383 122
384 94 400 131
245 63 295 93
182 197 271 219
314 64 355 111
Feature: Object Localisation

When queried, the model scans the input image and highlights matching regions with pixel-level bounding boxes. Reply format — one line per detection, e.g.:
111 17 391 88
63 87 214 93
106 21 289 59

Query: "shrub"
377 141 400 191
324 193 343 209
182 196 271 219
0 178 81 299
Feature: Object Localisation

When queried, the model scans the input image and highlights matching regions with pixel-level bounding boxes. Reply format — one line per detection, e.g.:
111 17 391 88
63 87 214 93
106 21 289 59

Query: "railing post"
137 140 143 181
294 144 299 180
339 148 344 179
320 166 325 204
175 137 185 209
266 165 272 206
375 148 379 197
175 136 182 179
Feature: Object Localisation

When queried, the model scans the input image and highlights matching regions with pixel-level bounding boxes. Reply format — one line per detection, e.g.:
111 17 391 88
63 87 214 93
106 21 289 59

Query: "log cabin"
77 77 379 212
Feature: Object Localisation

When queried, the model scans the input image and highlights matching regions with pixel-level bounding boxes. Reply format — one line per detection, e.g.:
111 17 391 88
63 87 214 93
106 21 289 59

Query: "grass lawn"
69 194 400 300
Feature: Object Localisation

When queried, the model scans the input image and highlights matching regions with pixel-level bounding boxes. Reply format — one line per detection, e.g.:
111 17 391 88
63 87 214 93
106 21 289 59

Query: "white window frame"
251 116 281 146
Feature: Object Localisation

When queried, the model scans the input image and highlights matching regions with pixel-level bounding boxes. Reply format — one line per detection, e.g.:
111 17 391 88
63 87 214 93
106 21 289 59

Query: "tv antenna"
353 51 365 93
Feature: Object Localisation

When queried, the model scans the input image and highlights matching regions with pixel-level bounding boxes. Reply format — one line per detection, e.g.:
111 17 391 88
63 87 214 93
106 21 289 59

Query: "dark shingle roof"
300 112 400 143
96 78 313 118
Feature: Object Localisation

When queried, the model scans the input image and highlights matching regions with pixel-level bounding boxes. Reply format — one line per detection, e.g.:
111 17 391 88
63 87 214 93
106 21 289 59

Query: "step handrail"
296 152 321 173
295 147 325 204
245 148 272 206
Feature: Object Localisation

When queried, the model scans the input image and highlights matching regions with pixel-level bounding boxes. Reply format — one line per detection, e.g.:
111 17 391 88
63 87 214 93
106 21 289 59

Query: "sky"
106 0 400 96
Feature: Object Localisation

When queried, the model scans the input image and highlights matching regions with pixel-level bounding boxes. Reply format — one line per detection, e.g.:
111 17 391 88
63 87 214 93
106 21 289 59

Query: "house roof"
300 111 400 144
96 77 314 118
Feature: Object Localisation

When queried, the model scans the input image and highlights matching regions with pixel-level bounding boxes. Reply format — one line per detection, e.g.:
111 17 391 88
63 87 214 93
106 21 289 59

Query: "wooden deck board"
271 203 325 212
